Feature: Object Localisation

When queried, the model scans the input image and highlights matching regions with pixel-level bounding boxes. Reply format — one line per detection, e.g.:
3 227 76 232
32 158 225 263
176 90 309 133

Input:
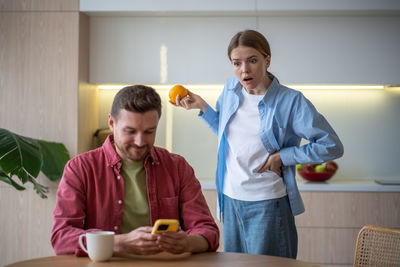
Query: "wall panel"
0 187 57 265
0 0 78 11
0 12 79 154
0 2 85 265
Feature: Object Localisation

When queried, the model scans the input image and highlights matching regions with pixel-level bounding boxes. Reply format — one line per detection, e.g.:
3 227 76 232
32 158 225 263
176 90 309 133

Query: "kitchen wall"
97 87 400 183
0 0 97 265
91 12 400 182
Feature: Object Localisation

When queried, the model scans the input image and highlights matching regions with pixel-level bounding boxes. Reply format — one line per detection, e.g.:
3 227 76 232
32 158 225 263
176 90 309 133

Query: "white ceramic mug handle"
78 233 88 254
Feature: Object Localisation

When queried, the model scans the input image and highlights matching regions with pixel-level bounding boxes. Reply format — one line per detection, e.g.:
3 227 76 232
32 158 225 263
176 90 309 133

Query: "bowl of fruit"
296 161 338 182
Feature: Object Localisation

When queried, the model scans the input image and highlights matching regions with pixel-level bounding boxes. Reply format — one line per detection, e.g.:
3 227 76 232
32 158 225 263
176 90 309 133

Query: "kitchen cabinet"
80 0 255 13
88 14 400 85
85 1 400 84
296 191 400 266
89 16 256 84
80 0 400 13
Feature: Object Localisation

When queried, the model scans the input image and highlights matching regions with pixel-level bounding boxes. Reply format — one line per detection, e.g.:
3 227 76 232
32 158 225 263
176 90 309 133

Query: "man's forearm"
186 234 209 253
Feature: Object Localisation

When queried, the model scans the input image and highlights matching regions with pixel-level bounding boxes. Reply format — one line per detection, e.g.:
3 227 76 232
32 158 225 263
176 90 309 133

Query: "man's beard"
115 142 149 162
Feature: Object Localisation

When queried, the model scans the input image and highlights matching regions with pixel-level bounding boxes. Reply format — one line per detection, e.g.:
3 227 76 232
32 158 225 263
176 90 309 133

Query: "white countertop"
201 178 400 192
295 178 400 192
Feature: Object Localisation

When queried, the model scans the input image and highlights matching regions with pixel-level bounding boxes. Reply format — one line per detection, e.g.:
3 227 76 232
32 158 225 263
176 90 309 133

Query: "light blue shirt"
199 76 344 220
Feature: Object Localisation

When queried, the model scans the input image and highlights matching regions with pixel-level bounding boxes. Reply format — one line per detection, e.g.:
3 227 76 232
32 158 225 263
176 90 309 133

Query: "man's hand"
155 230 189 254
155 230 209 254
114 226 162 255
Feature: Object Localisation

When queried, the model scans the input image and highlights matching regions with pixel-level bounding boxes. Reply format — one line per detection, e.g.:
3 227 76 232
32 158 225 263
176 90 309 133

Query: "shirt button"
117 176 121 180
118 200 122 204
114 226 118 230
110 165 113 168
117 162 121 166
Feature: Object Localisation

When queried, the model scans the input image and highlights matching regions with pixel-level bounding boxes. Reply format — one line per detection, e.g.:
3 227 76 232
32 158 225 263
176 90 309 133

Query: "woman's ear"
266 55 271 69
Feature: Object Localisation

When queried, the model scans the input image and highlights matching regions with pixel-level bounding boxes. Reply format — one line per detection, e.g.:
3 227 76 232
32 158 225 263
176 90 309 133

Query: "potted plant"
0 128 70 198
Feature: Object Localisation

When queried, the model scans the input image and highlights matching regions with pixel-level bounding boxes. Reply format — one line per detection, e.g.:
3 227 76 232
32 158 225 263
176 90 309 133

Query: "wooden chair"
354 225 400 266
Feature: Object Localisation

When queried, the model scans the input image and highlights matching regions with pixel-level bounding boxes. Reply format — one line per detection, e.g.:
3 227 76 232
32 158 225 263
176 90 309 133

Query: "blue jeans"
222 194 298 258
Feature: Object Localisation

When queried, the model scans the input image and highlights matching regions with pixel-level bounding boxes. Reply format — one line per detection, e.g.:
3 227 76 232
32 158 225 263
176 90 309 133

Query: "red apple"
325 161 338 173
301 164 316 172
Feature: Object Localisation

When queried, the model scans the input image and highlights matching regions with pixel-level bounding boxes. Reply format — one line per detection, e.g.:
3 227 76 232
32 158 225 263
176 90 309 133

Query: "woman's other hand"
258 151 282 177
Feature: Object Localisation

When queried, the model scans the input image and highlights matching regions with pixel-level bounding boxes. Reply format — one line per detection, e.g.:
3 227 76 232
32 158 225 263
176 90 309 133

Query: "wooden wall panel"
0 186 58 266
0 12 79 155
0 0 78 11
0 3 82 265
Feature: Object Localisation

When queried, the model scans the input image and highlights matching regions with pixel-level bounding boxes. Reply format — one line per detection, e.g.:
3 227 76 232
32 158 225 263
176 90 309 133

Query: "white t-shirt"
223 88 287 201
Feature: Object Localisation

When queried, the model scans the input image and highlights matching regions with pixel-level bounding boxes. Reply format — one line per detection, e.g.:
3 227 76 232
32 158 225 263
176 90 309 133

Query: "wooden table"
6 252 320 267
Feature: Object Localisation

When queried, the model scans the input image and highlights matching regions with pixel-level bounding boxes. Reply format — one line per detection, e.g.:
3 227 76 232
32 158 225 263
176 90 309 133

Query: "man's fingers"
134 246 162 255
156 232 187 254
157 241 185 254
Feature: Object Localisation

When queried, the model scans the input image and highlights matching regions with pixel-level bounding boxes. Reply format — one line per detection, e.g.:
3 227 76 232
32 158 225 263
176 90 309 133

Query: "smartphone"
151 219 179 234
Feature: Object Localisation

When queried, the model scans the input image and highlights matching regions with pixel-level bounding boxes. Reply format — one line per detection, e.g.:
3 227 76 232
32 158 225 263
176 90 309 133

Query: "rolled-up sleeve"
51 160 102 256
178 158 220 251
280 93 344 166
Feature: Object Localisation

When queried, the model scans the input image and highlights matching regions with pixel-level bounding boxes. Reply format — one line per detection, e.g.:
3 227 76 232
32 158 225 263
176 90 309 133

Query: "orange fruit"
169 85 188 104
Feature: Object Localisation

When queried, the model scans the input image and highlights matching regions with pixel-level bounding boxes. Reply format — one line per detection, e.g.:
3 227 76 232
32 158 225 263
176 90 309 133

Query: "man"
51 85 219 256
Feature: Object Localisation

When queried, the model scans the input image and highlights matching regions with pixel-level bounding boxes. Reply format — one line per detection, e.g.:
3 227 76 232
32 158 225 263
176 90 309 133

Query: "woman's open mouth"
243 77 253 84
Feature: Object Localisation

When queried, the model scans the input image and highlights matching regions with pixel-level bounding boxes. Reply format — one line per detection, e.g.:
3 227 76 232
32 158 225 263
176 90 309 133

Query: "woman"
173 29 343 258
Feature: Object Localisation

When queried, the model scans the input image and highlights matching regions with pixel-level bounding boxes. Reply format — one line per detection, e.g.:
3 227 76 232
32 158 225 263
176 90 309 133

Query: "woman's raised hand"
171 90 208 113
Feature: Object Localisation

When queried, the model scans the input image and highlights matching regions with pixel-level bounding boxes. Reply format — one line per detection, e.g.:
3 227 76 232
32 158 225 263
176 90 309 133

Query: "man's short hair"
110 85 162 120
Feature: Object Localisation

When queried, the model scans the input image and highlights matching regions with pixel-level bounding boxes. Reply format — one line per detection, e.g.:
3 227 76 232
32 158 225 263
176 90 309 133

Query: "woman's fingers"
257 160 269 173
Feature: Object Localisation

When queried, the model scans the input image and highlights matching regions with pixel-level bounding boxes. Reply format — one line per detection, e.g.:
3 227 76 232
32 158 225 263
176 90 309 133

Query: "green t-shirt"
120 160 150 234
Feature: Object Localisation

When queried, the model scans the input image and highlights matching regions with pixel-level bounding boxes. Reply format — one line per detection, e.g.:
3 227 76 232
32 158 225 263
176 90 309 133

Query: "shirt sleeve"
280 93 344 166
51 159 102 256
176 157 220 251
198 88 225 136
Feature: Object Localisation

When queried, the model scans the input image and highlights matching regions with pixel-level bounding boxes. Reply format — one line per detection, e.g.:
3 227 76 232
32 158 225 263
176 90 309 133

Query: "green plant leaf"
38 140 70 181
0 168 26 191
28 176 48 199
0 128 42 181
0 128 70 198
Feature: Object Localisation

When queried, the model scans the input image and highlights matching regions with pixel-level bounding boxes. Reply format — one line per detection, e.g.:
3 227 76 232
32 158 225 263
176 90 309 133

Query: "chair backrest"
354 225 400 267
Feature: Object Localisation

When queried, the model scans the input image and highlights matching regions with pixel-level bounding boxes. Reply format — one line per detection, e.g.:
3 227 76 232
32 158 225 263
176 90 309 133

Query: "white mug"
79 231 115 262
